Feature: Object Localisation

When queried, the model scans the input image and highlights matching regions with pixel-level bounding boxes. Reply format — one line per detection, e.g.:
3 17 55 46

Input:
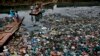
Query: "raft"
0 17 24 47
29 8 42 16
29 3 43 16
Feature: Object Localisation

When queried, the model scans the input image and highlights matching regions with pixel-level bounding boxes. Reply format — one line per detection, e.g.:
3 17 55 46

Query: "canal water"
0 4 100 52
13 5 100 32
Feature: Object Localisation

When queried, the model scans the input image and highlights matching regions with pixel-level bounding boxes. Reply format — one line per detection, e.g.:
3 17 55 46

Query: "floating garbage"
1 6 100 56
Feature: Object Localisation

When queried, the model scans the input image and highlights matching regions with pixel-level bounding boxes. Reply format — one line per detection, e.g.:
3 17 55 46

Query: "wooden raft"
0 18 24 47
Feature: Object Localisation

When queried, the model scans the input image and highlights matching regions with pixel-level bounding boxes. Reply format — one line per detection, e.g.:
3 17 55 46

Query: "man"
9 9 17 22
10 9 15 17
15 11 19 22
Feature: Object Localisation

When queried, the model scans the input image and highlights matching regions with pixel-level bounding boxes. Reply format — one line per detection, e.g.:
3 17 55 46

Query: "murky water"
0 4 100 54
17 6 100 32
0 5 100 30
0 5 100 32
1 5 100 33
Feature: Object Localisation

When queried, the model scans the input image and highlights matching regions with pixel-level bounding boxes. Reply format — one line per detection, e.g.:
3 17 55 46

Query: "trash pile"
1 6 100 56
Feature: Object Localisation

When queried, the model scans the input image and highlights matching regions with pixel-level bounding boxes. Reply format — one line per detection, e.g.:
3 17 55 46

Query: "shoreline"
0 2 100 13
0 2 100 6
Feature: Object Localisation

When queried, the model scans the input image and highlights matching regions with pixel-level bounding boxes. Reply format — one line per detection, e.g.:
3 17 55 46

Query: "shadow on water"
0 5 30 13
30 13 42 22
